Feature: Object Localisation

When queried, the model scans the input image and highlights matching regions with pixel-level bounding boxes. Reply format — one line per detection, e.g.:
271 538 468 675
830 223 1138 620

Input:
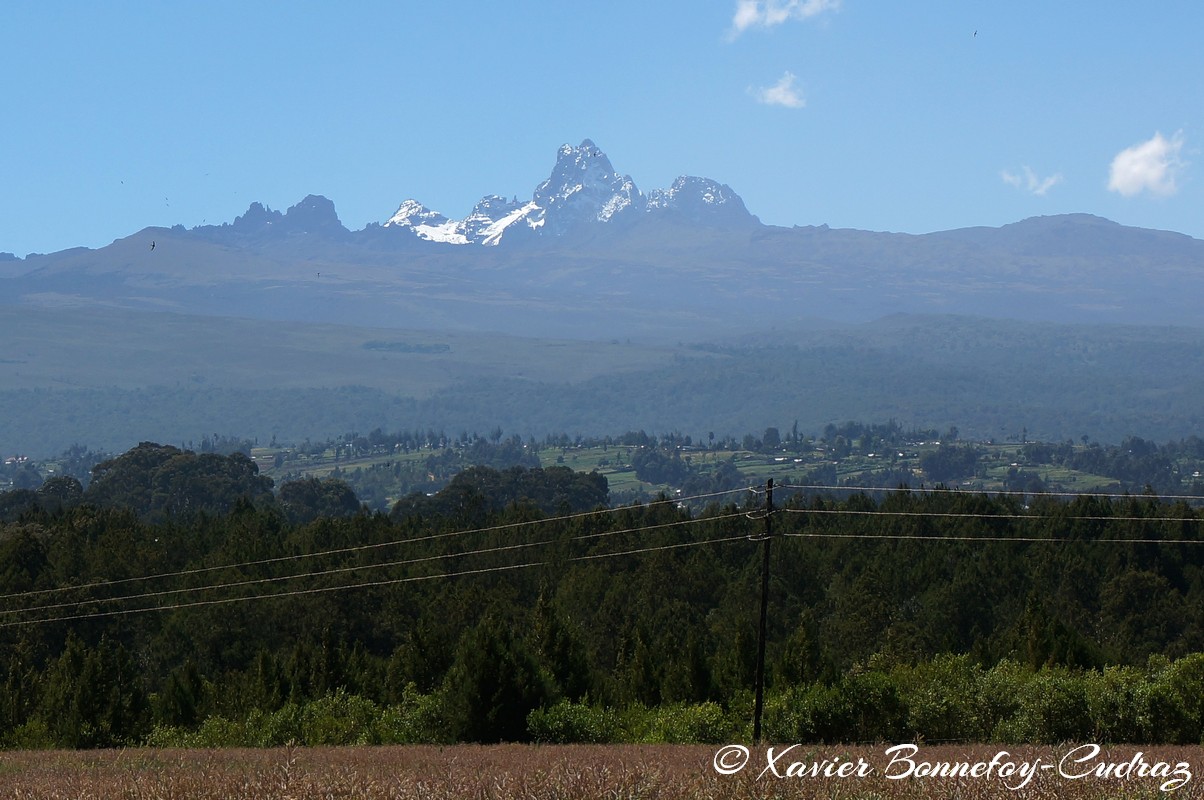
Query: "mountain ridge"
4 135 1200 260
2 139 1203 338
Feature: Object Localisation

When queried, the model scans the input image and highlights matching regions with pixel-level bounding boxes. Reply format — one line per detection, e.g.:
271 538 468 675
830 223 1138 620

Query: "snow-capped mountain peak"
383 139 753 246
461 195 532 244
530 139 644 235
384 199 468 244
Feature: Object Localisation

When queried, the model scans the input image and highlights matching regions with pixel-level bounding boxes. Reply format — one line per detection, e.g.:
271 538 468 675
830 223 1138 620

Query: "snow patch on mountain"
385 199 469 245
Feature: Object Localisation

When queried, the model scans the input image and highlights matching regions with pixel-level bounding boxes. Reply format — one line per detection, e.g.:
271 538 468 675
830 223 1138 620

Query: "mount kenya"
3 139 1202 340
3 140 1204 454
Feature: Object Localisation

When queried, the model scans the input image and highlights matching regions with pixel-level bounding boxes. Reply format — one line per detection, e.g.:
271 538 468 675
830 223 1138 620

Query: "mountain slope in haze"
2 140 1203 339
3 306 1204 457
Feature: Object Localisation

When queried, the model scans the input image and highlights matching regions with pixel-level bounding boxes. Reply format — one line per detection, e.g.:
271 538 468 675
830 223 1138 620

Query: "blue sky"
2 1 1200 257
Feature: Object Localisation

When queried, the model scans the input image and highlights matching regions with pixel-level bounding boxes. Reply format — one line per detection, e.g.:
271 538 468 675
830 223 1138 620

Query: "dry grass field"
0 744 1202 799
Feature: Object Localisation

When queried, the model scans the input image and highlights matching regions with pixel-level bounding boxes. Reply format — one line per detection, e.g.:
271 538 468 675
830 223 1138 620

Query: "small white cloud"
732 0 763 33
729 0 840 36
1001 166 1063 196
1108 131 1186 197
753 71 806 108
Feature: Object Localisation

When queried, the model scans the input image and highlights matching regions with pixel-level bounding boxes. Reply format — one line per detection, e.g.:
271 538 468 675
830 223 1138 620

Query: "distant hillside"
2 307 1204 456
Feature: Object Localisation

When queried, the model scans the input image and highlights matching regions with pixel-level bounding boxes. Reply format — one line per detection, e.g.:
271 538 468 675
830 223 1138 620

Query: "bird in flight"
150 241 156 251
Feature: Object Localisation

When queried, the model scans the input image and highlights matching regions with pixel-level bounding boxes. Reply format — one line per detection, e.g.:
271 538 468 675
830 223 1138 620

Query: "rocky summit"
382 139 756 245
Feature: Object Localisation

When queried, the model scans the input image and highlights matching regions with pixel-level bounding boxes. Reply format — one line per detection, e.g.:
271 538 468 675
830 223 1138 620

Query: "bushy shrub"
764 684 835 742
979 659 1029 739
300 690 380 745
143 724 188 748
1084 665 1155 743
896 654 988 742
614 702 737 744
244 703 303 747
158 715 249 748
769 671 907 743
144 689 453 748
995 668 1091 743
528 701 619 743
374 684 448 744
3 719 56 749
833 671 907 742
648 702 733 744
1151 653 1204 744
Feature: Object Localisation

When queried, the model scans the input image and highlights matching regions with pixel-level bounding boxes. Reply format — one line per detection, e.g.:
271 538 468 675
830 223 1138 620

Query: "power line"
780 507 1202 525
783 530 1204 545
0 531 753 629
0 484 756 604
7 484 1196 618
9 487 1198 617
0 511 750 617
774 481 1204 504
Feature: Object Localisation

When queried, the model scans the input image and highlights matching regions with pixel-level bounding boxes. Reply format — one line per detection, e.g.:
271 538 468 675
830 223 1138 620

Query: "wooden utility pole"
753 478 773 743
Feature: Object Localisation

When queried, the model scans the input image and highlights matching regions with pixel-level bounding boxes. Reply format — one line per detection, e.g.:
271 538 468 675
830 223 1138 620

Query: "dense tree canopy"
2 441 1204 746
84 443 275 519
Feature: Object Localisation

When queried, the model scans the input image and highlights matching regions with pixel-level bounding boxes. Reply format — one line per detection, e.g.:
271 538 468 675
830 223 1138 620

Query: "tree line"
7 422 1204 512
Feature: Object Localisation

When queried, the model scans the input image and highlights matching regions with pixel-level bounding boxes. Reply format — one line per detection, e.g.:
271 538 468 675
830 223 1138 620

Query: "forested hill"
7 308 1204 457
2 446 1204 747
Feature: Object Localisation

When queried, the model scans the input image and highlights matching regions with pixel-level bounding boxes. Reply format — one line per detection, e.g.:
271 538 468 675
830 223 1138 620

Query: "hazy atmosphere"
2 1 1200 257
2 1 1204 454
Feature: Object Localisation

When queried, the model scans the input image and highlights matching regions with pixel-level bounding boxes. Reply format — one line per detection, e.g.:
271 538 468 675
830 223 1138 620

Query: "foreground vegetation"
0 744 1196 799
2 442 1204 750
130 653 1204 749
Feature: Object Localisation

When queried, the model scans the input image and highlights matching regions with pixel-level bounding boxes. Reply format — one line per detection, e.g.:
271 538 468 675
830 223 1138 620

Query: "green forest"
2 441 1204 748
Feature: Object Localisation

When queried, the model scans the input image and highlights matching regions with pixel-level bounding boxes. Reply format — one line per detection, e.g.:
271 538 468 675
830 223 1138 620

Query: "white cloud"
1001 166 1063 196
729 0 841 36
753 72 806 108
1108 131 1186 197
